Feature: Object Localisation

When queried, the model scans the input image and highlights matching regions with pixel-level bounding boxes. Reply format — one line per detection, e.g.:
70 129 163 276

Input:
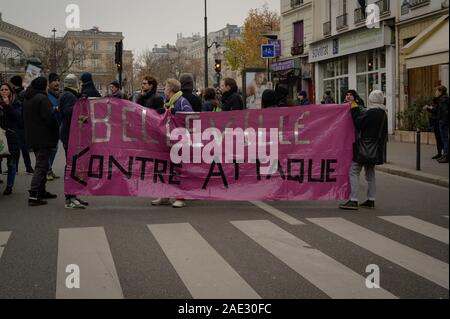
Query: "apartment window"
293 21 304 45
322 57 349 103
356 49 387 104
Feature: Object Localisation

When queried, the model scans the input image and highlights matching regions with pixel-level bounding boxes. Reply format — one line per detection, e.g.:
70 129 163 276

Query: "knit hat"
367 90 386 111
31 77 48 91
110 80 120 89
179 73 194 91
48 73 60 83
64 74 78 88
80 72 93 84
10 75 23 88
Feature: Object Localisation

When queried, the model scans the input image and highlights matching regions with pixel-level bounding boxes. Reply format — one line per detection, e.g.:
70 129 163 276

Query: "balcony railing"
290 0 303 8
323 21 331 36
354 7 365 24
336 13 348 30
376 0 391 16
410 0 430 8
291 43 304 56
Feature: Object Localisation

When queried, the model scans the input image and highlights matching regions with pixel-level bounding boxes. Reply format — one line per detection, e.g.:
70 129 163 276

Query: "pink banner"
65 98 355 201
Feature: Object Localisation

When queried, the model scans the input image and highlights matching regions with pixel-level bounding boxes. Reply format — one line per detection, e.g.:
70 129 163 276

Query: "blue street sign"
261 44 275 59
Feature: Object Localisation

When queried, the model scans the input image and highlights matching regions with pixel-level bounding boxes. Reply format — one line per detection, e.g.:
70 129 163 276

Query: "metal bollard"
416 129 421 171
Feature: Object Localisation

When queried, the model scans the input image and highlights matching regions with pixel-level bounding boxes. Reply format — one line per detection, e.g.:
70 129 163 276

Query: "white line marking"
250 201 304 225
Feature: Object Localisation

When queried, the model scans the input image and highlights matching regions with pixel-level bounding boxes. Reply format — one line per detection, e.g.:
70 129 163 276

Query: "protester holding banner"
220 78 244 111
202 88 222 112
0 83 22 195
180 73 202 113
47 73 62 182
23 77 59 206
295 91 310 106
339 90 388 210
137 76 164 110
80 73 101 98
59 74 88 209
107 80 124 100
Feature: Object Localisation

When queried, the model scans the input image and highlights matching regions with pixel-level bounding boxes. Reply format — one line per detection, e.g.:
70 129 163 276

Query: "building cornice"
0 20 48 45
396 8 449 27
281 2 312 16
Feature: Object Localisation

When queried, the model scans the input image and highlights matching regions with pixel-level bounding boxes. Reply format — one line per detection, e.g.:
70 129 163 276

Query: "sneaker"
339 201 359 210
75 197 89 206
360 200 375 209
432 154 443 160
172 200 186 208
51 172 60 179
40 191 57 200
151 198 171 206
438 156 449 164
65 198 86 209
46 173 54 181
3 186 12 195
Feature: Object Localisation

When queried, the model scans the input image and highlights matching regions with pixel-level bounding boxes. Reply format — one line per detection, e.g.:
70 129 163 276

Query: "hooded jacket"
59 87 81 147
180 74 202 112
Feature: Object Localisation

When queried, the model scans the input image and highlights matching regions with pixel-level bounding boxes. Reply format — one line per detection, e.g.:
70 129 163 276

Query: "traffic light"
115 41 123 66
214 59 222 73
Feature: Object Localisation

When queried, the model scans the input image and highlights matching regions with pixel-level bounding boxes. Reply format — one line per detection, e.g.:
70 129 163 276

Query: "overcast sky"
1 0 279 56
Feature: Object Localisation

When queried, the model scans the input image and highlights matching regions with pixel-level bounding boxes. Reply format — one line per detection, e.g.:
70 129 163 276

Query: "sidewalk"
377 141 449 188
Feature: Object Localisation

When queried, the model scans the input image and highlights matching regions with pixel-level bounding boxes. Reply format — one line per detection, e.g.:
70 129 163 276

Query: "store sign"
309 26 386 63
270 60 295 72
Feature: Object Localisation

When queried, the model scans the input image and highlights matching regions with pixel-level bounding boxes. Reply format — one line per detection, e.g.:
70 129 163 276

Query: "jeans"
6 156 17 188
439 121 449 157
30 148 51 194
349 161 376 202
48 145 58 173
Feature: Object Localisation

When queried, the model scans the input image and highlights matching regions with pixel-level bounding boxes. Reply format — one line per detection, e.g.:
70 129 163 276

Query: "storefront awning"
403 15 449 69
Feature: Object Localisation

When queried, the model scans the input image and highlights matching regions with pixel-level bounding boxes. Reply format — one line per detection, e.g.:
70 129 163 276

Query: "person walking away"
202 88 222 112
295 91 310 106
0 83 22 195
23 77 59 206
47 73 61 181
152 79 193 209
436 85 449 163
221 78 244 111
107 80 124 99
339 90 388 210
424 97 444 159
59 74 88 209
180 73 202 112
136 76 164 110
80 73 101 98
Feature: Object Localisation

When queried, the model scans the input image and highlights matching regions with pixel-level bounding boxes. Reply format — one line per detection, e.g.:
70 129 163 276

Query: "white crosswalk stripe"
231 220 397 299
0 231 11 259
56 227 124 299
148 223 261 299
308 218 449 290
379 216 449 244
250 201 304 225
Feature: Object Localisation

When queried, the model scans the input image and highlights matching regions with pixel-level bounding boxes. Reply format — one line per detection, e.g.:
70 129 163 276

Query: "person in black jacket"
136 76 164 110
180 73 202 112
436 85 449 163
80 73 101 98
261 89 279 109
424 97 443 159
23 77 59 206
0 83 22 195
340 90 388 211
220 78 244 111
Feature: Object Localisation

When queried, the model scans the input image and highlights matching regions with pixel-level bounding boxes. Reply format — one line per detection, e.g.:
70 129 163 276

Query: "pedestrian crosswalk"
0 215 448 299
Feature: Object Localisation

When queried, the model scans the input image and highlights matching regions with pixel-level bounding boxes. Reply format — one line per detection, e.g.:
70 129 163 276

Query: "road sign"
261 44 275 59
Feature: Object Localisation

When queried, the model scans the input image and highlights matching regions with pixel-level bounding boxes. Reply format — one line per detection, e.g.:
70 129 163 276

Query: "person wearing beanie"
80 72 101 98
180 73 202 112
47 73 61 181
107 80 124 99
261 89 279 109
339 90 388 211
295 90 310 106
59 74 87 209
23 76 59 206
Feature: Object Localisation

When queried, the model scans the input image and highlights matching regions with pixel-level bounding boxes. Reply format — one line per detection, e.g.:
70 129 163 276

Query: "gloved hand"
157 108 166 115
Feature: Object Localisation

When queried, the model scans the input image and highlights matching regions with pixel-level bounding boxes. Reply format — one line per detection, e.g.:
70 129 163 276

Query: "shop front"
309 23 396 134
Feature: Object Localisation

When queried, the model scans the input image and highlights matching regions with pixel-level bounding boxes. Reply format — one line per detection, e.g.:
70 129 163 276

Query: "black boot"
39 190 58 200
28 191 47 207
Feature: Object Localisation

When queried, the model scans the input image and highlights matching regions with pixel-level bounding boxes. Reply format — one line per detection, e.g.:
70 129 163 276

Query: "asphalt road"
0 151 448 299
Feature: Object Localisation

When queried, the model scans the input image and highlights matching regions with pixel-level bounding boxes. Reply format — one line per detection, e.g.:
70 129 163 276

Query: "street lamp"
51 28 57 73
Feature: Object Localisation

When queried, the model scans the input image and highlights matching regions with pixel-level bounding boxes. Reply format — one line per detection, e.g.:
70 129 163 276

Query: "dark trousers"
440 121 449 157
18 131 33 171
63 144 75 200
432 121 444 155
30 148 51 194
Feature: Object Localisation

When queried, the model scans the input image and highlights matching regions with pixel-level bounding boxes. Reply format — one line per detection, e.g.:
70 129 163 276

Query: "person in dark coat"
0 83 22 195
23 77 59 206
340 90 388 210
435 85 449 163
180 73 202 112
295 90 310 106
107 80 124 99
424 97 443 159
220 78 244 111
202 88 221 112
80 73 101 98
9 75 34 174
261 89 279 108
275 83 290 106
136 76 164 110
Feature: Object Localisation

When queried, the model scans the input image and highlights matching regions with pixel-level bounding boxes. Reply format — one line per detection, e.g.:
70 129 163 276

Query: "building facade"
309 0 397 134
396 0 449 129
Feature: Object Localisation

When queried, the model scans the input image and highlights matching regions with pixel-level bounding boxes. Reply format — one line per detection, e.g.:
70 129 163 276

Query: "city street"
0 151 448 299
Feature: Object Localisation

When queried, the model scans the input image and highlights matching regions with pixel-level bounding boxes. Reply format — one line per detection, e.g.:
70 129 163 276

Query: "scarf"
164 91 183 109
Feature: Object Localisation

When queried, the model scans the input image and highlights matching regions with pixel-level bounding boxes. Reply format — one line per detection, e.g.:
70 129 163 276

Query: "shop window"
355 49 387 104
321 56 349 103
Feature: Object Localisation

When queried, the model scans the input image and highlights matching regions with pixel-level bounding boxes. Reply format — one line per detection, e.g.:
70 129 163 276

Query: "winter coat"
437 95 449 125
23 88 59 149
351 107 388 165
173 96 193 113
137 90 164 110
81 81 101 98
59 87 80 147
295 98 310 106
202 100 222 112
221 89 244 111
0 99 22 156
182 90 202 112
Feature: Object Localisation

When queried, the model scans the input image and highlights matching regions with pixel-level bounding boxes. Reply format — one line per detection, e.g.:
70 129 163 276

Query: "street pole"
52 28 57 73
204 0 208 89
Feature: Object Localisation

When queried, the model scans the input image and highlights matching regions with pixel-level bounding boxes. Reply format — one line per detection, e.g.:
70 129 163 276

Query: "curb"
376 164 449 188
